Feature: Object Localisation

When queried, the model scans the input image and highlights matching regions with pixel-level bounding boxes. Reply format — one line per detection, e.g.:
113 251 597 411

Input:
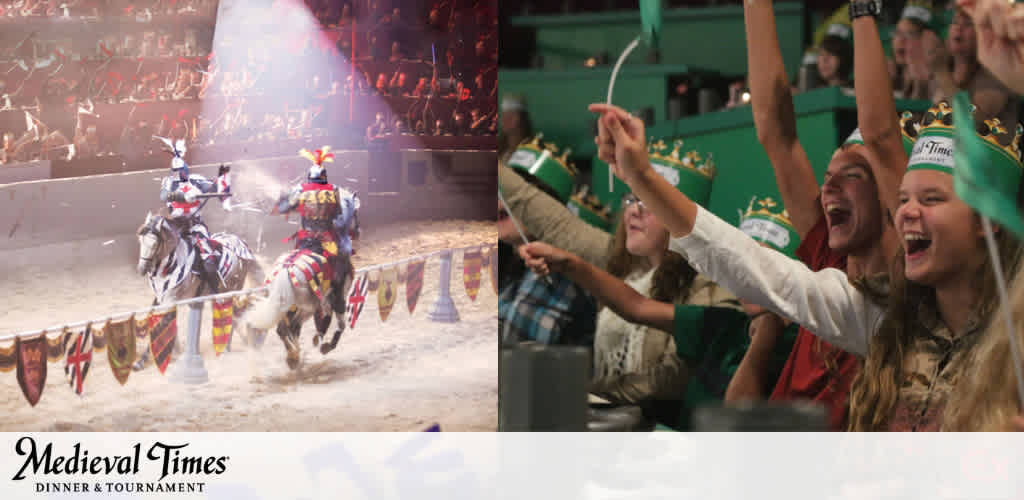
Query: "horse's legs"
320 306 346 355
320 269 353 355
312 307 331 346
278 306 310 370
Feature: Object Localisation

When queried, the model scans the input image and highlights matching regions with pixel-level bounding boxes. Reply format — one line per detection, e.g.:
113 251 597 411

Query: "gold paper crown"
570 185 611 218
978 118 1024 163
900 110 922 141
525 134 579 176
918 101 955 135
914 101 1023 163
647 138 716 178
742 196 795 229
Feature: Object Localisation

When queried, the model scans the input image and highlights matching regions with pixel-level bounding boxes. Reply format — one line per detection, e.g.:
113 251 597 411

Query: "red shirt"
768 211 861 431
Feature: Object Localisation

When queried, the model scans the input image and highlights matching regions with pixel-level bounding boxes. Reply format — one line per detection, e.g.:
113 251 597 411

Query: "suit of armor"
278 147 359 313
156 137 229 291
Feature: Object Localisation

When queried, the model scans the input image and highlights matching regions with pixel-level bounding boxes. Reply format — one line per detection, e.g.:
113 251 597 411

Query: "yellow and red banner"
0 340 15 373
378 267 398 322
212 299 233 356
463 248 482 301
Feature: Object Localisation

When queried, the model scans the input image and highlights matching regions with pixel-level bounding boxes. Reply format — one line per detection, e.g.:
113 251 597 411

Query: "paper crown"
901 0 944 32
505 134 577 203
566 185 613 233
501 95 526 112
646 138 716 207
738 196 800 258
950 91 1024 238
824 23 852 42
844 118 916 157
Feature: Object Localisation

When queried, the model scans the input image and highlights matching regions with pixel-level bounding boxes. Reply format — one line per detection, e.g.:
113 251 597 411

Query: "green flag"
640 0 662 48
951 91 1024 239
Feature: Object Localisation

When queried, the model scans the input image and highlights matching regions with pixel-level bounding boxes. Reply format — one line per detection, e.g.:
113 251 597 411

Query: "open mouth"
905 233 932 259
825 203 851 230
498 207 509 221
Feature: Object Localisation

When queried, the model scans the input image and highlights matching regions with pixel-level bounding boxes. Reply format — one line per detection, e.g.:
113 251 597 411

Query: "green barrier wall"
508 3 805 76
499 64 688 153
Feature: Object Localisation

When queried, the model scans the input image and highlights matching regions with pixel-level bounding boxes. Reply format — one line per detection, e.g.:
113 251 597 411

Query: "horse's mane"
137 210 172 236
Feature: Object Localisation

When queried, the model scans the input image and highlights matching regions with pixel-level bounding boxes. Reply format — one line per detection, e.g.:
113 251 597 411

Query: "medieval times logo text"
10 437 229 494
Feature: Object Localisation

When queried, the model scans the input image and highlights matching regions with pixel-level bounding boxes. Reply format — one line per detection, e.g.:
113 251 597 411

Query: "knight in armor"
277 147 360 314
156 137 231 293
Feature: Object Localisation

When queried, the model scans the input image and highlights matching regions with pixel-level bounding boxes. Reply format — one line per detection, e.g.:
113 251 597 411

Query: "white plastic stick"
497 188 530 247
981 216 1024 409
605 36 642 193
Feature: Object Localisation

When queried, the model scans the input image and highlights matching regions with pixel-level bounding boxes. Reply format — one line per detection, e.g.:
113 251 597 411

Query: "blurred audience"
1 0 496 164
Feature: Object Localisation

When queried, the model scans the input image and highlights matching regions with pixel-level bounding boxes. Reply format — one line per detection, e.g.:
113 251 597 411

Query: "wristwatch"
849 0 881 20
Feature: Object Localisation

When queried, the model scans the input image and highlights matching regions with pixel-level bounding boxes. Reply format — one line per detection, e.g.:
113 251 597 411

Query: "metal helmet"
158 136 188 175
308 164 327 183
300 147 334 184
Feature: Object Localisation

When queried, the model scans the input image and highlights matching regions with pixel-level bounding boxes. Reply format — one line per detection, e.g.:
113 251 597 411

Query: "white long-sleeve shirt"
668 205 884 357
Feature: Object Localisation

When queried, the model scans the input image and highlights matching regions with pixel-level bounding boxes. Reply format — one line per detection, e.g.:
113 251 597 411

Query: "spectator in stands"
1 132 14 164
452 111 468 135
930 6 1018 125
730 0 899 430
390 41 404 62
500 145 741 418
392 117 407 135
935 0 1024 433
468 108 489 135
365 112 387 143
815 24 854 90
498 94 532 162
411 76 429 97
374 72 388 95
389 71 408 96
891 2 942 100
498 164 599 348
338 3 352 27
518 198 800 428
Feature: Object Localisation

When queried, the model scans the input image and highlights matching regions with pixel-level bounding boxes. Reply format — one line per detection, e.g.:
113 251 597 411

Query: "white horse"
244 248 355 370
136 212 259 366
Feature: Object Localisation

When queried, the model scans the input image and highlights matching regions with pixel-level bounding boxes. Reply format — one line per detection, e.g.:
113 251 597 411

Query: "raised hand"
959 0 1024 94
587 103 651 186
517 241 576 277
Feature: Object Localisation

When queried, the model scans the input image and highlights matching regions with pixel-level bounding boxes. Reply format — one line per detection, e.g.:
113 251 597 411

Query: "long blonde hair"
846 220 1020 431
942 255 1024 431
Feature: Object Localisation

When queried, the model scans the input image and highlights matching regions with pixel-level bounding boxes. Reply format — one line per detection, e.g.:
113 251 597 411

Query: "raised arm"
518 242 675 332
743 0 821 238
589 105 698 238
852 3 911 217
724 313 788 402
667 205 878 357
498 164 613 268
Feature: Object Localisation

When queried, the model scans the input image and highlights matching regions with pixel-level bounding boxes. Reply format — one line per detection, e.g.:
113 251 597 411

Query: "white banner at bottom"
1 433 1022 500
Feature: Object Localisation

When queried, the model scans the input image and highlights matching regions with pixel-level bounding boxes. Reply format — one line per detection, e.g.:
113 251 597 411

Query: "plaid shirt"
498 270 597 346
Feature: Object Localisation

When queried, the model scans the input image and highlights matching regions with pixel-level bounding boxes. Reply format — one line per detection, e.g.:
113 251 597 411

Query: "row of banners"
0 245 498 408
